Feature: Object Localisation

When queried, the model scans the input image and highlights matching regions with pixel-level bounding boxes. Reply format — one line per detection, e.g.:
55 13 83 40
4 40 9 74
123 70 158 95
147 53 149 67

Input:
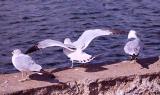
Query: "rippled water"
0 0 160 72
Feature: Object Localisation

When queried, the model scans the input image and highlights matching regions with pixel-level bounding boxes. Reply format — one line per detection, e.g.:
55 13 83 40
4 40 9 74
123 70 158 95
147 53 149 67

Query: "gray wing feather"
73 29 113 50
38 39 75 51
124 38 141 55
14 55 41 71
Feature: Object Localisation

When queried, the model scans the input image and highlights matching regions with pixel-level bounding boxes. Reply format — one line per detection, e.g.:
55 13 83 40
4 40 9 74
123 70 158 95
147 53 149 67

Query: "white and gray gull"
124 30 141 62
12 49 55 82
25 29 124 68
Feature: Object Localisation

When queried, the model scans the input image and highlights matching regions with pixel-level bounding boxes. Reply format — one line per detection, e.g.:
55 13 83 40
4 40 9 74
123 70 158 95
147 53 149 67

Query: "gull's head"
64 38 72 45
128 30 137 39
12 49 22 55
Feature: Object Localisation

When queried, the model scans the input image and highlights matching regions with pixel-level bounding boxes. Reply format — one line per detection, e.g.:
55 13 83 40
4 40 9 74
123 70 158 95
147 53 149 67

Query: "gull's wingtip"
25 45 39 54
101 28 127 35
109 29 127 35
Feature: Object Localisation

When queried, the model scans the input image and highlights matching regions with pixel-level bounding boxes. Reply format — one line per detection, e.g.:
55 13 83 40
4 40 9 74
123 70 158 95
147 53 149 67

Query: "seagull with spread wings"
25 29 123 68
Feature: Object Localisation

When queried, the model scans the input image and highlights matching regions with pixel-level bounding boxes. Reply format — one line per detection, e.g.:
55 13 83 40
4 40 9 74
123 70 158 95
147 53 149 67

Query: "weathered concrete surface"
0 56 160 95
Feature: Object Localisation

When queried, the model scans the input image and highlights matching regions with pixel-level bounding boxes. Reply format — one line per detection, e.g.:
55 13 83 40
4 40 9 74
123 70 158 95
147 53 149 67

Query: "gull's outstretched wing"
25 39 75 54
72 29 113 50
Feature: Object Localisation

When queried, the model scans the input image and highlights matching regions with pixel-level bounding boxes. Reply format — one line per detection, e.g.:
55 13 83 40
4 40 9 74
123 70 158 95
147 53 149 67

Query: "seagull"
12 49 55 82
63 29 115 67
124 30 141 62
25 29 124 68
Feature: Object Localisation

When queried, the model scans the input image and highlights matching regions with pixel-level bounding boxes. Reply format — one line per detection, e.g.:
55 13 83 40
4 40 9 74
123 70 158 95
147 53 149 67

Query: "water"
0 0 160 73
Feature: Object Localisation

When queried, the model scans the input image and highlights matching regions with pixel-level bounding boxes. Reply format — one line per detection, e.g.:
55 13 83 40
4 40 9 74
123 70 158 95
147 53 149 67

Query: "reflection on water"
0 0 160 72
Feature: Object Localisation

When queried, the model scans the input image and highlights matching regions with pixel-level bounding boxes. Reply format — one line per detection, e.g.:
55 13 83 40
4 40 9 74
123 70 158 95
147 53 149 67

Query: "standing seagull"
25 29 123 67
124 30 141 62
12 49 54 82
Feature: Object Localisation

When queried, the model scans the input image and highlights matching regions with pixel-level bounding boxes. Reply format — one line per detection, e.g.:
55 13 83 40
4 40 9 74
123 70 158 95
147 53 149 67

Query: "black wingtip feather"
109 29 127 35
25 45 39 54
129 54 139 61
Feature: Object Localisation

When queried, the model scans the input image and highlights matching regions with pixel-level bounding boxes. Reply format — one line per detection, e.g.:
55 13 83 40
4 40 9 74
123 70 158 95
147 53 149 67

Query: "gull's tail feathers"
29 63 42 72
129 54 139 61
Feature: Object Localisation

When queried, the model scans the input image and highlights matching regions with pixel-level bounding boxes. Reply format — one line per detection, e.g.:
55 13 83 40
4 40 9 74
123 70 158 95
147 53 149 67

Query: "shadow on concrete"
51 56 160 73
136 56 159 69
80 59 122 72
29 73 59 83
79 63 108 72
51 60 122 73
50 67 71 73
50 52 124 73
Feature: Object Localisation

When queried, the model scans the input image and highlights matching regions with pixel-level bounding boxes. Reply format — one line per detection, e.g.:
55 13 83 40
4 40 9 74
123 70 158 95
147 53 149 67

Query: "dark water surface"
0 0 160 73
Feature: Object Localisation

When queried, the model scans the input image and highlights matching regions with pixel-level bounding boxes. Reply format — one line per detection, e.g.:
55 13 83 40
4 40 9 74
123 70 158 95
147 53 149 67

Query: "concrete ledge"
0 56 160 95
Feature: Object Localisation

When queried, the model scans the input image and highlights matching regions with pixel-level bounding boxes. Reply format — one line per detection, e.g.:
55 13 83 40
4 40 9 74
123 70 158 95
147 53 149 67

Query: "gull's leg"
135 55 138 61
25 72 31 80
22 71 24 78
19 72 30 82
70 60 74 68
82 63 87 67
130 59 136 64
129 55 133 61
133 55 138 64
129 56 135 63
128 55 133 63
18 71 24 82
82 60 87 67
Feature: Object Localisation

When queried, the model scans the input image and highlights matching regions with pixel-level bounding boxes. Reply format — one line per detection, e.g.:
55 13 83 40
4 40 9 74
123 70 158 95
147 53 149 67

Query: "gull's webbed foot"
18 78 30 82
